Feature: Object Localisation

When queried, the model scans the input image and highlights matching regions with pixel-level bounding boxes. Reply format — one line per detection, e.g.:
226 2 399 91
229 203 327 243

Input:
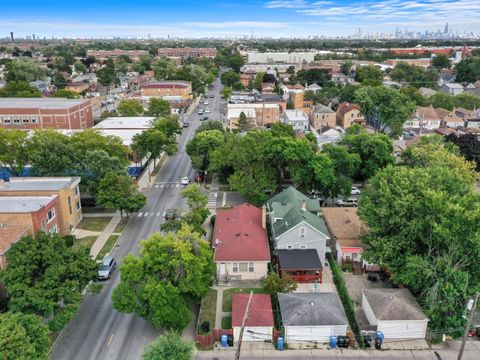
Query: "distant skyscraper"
444 22 449 34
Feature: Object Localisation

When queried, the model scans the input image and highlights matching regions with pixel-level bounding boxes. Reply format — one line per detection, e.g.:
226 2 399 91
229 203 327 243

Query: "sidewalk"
212 285 225 329
89 211 123 259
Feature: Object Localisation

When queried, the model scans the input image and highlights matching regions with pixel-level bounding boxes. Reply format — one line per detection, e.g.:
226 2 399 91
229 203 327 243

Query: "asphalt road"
51 78 224 360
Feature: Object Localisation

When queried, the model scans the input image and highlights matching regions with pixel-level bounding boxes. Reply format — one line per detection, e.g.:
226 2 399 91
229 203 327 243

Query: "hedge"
327 253 361 342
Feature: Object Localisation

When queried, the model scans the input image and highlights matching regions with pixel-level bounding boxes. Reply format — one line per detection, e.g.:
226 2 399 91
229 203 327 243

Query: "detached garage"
278 292 347 344
362 288 429 339
232 294 274 342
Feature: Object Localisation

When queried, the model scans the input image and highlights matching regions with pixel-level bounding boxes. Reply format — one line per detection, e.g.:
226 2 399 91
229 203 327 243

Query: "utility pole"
457 292 479 360
234 291 253 360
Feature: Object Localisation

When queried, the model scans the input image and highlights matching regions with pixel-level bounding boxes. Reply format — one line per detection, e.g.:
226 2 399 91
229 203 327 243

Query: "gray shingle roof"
277 249 322 270
279 292 347 326
363 288 428 321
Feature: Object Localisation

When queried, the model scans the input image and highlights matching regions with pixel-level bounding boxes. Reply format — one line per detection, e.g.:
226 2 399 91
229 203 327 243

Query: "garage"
278 292 348 345
232 294 274 343
362 288 429 339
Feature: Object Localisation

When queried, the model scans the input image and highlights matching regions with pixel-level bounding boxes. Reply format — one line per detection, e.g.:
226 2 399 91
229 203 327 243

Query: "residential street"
50 78 224 360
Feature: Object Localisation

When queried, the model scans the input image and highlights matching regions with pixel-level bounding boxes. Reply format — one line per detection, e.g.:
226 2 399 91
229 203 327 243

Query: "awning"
340 247 363 254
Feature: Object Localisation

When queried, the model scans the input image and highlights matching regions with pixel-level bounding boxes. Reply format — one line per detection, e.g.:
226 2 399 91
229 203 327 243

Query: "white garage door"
243 327 272 342
286 326 333 342
378 321 427 339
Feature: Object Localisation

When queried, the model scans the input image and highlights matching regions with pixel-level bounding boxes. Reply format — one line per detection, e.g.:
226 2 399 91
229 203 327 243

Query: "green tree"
195 120 225 134
142 332 194 360
5 58 46 83
261 272 297 295
430 55 452 70
96 172 146 216
237 111 249 132
220 86 232 100
453 92 480 110
186 130 225 171
0 233 97 321
112 225 215 330
73 61 87 73
390 62 439 89
445 133 480 171
132 128 177 166
146 98 171 117
220 71 241 87
429 92 454 110
270 123 295 138
0 312 50 360
341 60 353 75
354 85 416 137
0 80 42 97
153 116 183 138
179 184 210 235
0 128 30 176
455 56 480 83
97 65 116 87
355 65 383 86
296 69 331 85
254 71 265 91
52 89 80 99
400 85 429 106
117 99 144 116
152 57 177 80
338 84 361 103
340 130 395 180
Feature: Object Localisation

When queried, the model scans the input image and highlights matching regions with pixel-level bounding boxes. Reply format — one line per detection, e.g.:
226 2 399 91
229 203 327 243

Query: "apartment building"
226 103 280 130
0 177 82 235
86 49 149 61
0 224 31 270
283 110 309 133
310 104 337 131
157 47 217 59
141 81 192 99
336 102 365 129
0 98 94 130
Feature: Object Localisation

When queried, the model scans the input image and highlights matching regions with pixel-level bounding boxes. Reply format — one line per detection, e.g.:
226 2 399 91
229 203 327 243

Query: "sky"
1 0 480 39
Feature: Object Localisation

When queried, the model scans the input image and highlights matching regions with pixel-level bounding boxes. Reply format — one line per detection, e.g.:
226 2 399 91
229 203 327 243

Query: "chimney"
301 200 307 211
261 205 267 229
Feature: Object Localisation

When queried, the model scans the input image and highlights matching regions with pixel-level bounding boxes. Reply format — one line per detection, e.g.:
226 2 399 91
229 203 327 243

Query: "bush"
327 253 361 342
63 235 76 247
48 303 79 332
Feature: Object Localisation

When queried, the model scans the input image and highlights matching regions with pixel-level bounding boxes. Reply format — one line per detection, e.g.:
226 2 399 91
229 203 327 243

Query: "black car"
164 209 180 221
201 116 209 121
182 121 190 128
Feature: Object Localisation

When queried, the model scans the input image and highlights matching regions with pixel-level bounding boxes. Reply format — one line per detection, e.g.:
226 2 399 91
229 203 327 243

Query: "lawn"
96 235 119 260
114 218 129 233
72 236 97 251
77 217 112 232
221 316 232 330
198 288 217 335
222 288 265 312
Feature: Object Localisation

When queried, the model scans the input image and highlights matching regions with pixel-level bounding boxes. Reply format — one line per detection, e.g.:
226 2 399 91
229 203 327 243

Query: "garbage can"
221 335 228 348
277 336 284 351
329 335 337 348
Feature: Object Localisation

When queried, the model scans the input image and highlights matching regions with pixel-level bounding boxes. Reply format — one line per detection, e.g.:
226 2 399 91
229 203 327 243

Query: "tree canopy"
390 62 439 89
355 65 384 86
117 99 144 117
5 58 46 83
455 56 480 83
0 81 42 98
112 225 215 330
146 98 171 117
186 130 225 171
142 332 194 360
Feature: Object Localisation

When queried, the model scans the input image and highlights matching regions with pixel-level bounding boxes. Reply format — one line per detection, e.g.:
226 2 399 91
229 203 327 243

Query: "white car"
351 186 361 195
336 198 359 207
204 101 209 105
205 108 211 114
180 176 190 186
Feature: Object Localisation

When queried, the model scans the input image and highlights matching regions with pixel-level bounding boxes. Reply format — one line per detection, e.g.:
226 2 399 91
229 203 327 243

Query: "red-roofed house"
232 294 274 342
213 204 270 282
140 81 192 99
336 102 365 129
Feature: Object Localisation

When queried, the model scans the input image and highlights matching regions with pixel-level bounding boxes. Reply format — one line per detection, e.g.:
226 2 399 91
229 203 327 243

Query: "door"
219 263 226 275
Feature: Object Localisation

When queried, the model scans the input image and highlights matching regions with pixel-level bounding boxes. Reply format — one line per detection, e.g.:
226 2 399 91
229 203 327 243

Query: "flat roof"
0 195 58 213
94 117 156 130
0 177 80 192
0 98 89 109
95 129 145 146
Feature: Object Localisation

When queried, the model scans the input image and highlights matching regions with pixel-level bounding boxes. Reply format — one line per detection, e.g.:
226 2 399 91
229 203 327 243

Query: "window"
31 116 38 124
49 224 58 234
287 245 293 250
47 208 56 223
300 227 306 238
248 262 254 272
68 197 72 215
76 200 81 210
13 116 20 124
300 244 307 249
239 263 248 272
233 262 238 272
74 186 80 197
3 115 11 124
22 116 30 124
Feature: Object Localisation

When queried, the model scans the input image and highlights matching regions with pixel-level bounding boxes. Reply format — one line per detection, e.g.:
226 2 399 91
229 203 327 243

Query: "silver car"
98 256 116 280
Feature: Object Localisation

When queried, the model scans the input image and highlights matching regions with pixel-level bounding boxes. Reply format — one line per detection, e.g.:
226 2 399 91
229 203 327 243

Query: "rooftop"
142 81 191 89
278 292 347 326
322 207 367 249
337 102 360 116
277 249 322 271
94 117 156 130
312 104 335 114
232 294 274 327
214 204 270 262
273 205 330 239
284 110 309 121
0 195 58 213
0 177 80 192
0 225 31 255
363 288 428 321
0 98 88 109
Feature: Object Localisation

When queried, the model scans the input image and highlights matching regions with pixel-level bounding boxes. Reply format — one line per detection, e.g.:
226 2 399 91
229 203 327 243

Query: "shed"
278 292 347 343
232 294 274 342
362 288 429 339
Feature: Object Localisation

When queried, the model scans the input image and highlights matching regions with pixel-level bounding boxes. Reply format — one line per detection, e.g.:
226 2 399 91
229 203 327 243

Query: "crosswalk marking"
154 185 159 188
144 212 149 216
138 212 143 217
162 211 166 217
156 212 161 217
160 184 164 188
175 184 180 188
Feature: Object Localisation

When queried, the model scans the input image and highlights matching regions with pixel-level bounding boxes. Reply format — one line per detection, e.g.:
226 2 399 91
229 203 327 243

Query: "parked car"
98 256 116 280
182 121 190 128
201 116 209 121
198 109 204 115
164 208 180 221
336 198 358 207
209 95 214 98
205 108 211 114
181 176 190 185
195 170 205 183
351 186 361 195
204 101 209 105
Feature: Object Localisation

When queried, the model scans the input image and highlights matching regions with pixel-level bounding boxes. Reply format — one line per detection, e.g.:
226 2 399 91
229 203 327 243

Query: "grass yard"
222 288 265 312
198 288 217 335
96 235 119 260
77 217 112 232
221 316 232 330
72 236 97 251
114 218 130 233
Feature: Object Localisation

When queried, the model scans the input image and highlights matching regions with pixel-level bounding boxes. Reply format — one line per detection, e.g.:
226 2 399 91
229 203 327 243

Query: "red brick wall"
30 198 61 234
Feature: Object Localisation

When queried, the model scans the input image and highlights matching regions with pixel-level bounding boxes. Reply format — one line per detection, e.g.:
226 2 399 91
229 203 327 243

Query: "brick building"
0 224 30 270
141 81 192 99
0 177 82 235
226 103 280 130
157 47 217 59
0 98 94 130
86 49 149 61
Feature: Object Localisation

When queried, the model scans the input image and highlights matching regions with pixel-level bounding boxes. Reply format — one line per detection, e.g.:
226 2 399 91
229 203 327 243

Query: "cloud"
184 21 289 29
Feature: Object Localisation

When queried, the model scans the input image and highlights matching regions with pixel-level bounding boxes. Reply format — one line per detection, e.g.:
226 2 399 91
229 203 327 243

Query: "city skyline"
1 0 480 39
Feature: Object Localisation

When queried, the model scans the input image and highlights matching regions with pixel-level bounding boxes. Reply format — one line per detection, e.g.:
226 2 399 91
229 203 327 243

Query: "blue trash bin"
330 335 337 348
277 336 284 351
221 334 228 347
376 331 384 342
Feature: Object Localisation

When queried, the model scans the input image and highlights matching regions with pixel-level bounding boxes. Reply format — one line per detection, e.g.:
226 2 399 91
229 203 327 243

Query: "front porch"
276 249 323 284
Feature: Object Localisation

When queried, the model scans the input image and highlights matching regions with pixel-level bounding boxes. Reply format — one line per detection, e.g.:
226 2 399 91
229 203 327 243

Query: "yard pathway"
89 211 123 259
212 286 225 329
74 229 101 239
82 212 117 217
